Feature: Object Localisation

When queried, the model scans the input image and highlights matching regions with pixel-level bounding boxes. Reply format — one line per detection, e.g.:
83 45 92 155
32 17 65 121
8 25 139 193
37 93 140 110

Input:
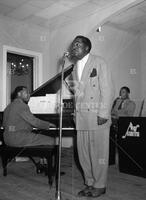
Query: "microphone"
63 51 70 58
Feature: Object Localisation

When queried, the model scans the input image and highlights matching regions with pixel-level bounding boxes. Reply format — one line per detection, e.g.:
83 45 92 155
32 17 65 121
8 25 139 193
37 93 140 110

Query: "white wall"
49 0 140 72
0 16 52 110
140 34 146 116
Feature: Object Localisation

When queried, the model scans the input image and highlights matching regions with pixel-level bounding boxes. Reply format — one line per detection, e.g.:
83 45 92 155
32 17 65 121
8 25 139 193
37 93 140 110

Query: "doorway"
7 53 34 100
2 45 43 109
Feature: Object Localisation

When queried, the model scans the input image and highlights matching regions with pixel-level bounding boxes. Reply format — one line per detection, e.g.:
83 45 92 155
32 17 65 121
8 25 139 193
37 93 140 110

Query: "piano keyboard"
33 127 75 130
0 127 75 130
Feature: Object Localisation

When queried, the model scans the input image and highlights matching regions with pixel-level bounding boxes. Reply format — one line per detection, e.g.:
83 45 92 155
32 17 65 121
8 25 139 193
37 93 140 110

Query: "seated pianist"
2 86 56 147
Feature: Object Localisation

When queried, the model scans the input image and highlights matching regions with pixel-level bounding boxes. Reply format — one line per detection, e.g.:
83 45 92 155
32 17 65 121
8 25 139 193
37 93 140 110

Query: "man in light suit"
66 35 114 197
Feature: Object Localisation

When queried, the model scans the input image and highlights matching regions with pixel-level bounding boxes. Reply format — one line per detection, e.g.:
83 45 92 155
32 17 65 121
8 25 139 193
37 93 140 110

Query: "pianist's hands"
48 122 56 129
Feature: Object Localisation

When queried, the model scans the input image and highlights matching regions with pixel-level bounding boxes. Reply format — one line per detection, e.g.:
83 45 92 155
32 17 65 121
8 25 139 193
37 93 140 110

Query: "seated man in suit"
111 86 136 134
2 86 56 147
111 86 136 123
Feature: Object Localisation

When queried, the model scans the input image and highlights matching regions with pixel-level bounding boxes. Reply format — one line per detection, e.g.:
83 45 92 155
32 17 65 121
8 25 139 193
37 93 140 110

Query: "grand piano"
30 64 76 139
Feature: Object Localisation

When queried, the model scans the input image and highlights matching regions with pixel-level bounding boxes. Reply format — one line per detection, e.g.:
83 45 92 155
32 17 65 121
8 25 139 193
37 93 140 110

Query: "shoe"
36 162 46 174
86 187 106 198
78 186 93 197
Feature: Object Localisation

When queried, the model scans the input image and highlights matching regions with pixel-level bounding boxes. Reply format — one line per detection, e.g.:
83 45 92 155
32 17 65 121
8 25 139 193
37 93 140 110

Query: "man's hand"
97 116 108 125
111 110 118 119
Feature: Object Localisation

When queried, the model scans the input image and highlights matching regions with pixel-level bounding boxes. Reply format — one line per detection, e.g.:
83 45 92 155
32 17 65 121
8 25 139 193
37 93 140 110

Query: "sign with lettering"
122 122 140 139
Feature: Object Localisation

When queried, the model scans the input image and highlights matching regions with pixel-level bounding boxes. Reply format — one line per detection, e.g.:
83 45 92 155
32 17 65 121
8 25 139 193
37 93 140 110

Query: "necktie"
118 99 124 110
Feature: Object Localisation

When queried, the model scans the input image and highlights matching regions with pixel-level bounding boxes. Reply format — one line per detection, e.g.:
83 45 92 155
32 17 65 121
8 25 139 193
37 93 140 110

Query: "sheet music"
28 94 59 114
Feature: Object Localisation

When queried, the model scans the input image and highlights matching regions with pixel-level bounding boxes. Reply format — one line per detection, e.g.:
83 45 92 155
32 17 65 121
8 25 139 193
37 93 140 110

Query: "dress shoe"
78 186 93 197
86 187 106 198
36 163 46 174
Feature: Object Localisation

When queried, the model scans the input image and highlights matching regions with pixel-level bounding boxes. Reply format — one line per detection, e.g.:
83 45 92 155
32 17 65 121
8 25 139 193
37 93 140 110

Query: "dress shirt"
118 99 125 110
77 54 89 81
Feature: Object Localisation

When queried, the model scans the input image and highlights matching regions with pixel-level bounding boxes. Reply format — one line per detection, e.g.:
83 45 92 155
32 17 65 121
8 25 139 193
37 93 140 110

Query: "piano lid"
31 64 74 97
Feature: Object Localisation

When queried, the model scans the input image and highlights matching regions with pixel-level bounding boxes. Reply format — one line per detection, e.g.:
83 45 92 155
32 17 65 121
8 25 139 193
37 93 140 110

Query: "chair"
0 129 57 186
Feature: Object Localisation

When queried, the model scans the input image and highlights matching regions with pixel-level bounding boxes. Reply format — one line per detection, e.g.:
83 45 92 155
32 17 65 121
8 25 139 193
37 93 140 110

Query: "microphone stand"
56 55 66 200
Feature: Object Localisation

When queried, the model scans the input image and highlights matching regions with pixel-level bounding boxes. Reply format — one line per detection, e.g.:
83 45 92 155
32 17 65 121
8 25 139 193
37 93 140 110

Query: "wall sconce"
96 26 102 32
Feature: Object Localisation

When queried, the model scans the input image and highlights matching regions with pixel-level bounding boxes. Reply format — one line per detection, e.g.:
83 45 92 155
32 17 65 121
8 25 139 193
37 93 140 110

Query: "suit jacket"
111 97 136 118
66 54 114 131
2 98 50 146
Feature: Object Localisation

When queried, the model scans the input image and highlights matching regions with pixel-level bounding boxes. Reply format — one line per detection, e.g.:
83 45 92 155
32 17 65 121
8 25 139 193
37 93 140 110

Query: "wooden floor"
0 148 146 200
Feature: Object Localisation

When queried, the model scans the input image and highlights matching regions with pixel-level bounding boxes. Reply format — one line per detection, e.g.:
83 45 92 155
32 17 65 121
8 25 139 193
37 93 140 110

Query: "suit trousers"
77 128 110 188
4 131 55 147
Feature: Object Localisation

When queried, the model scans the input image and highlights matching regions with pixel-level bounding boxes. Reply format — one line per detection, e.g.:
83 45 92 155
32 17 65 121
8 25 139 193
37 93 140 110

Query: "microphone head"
64 52 70 58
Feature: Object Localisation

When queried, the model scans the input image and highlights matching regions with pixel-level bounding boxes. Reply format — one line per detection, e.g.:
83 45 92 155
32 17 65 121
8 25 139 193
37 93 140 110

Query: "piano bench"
0 143 57 186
